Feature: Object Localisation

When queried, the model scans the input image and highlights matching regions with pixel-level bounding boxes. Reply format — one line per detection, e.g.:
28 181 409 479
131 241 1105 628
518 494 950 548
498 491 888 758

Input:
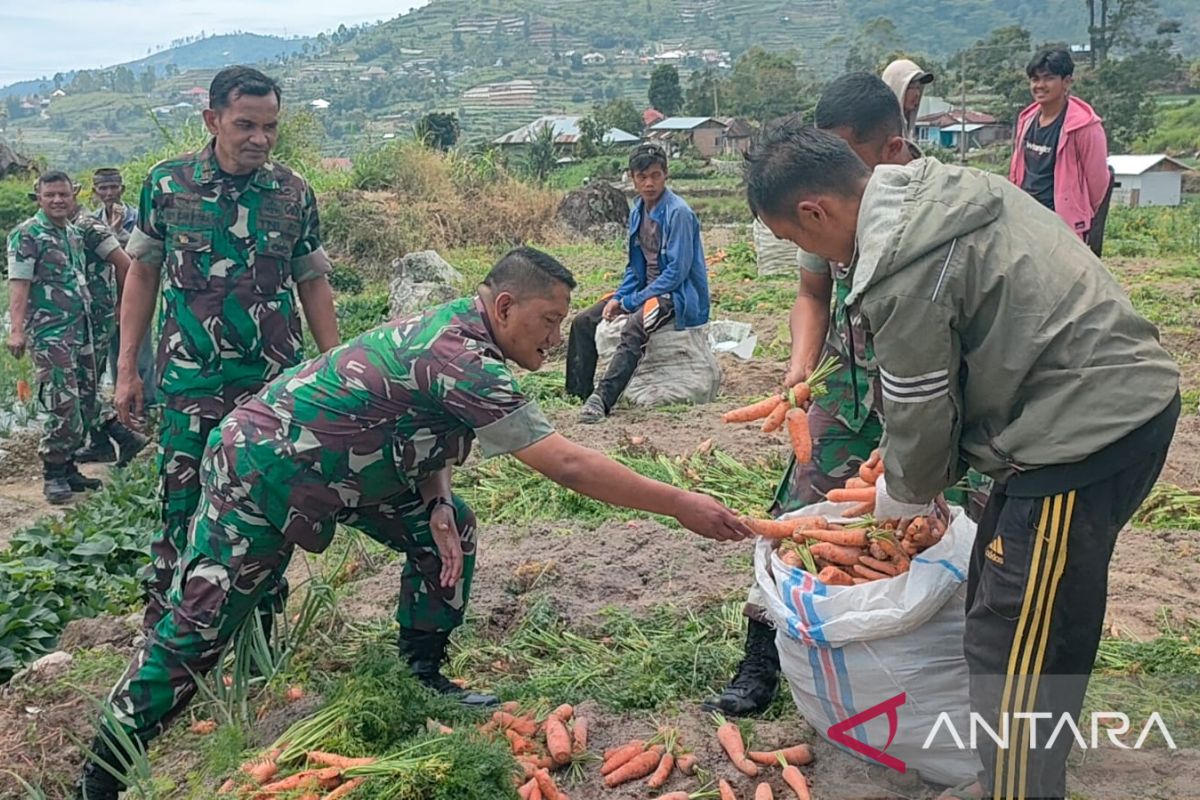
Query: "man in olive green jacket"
746 124 1179 800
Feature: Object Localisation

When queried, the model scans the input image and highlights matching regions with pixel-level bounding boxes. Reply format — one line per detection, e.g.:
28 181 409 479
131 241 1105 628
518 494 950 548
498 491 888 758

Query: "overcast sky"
1 0 430 85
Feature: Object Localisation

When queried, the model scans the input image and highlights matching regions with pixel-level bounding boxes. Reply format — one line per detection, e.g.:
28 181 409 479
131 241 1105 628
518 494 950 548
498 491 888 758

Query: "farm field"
0 223 1197 799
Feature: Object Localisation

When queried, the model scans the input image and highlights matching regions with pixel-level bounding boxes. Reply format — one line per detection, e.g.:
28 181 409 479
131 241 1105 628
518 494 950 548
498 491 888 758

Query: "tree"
840 16 903 74
724 48 814 122
414 111 460 151
593 98 643 135
524 122 558 183
1076 38 1180 151
684 68 725 116
648 64 683 115
53 72 65 91
577 114 607 158
1086 0 1160 64
139 68 157 94
947 26 1034 124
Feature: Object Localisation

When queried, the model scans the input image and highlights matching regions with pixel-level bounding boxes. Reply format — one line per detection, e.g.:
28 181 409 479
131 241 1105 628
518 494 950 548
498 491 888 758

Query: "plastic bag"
754 501 982 785
753 217 801 277
594 318 721 407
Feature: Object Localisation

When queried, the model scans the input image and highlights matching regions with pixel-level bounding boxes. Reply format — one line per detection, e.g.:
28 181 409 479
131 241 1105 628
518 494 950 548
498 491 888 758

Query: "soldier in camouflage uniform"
7 172 109 503
68 194 150 467
77 248 751 799
705 73 993 718
114 67 340 634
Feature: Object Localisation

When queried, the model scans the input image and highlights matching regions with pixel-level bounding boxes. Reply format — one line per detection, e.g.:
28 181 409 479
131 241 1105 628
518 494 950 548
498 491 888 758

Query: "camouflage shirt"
218 296 555 552
71 210 122 335
126 141 332 419
7 210 97 345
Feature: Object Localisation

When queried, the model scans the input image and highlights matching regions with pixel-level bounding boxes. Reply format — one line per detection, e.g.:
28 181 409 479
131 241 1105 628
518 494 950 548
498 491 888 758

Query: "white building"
1108 155 1191 208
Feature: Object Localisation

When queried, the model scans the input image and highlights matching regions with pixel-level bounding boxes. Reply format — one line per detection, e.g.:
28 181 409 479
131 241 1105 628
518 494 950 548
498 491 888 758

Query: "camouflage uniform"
103 296 553 745
125 142 331 630
6 211 111 462
72 211 123 440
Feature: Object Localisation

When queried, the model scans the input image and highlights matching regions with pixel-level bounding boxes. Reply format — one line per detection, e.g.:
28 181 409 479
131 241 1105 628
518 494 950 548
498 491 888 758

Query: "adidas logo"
985 536 1005 565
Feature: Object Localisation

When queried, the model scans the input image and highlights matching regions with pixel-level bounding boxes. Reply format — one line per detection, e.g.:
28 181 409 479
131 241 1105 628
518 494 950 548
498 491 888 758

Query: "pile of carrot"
217 749 373 799
720 357 840 465
711 713 815 799
752 451 948 586
484 702 584 800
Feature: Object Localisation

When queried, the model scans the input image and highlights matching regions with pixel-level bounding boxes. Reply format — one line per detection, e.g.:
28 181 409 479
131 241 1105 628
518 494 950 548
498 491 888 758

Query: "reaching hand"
674 492 754 542
429 504 463 589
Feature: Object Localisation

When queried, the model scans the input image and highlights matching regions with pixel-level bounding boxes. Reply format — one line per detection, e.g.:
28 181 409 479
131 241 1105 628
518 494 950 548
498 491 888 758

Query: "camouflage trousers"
31 335 100 463
107 436 478 744
80 321 115 442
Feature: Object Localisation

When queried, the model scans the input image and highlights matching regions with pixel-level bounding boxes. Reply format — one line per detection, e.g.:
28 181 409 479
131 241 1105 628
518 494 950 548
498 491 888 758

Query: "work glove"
874 474 935 522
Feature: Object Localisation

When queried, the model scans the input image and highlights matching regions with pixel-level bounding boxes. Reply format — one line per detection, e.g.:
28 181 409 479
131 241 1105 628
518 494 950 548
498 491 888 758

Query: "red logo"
827 692 907 773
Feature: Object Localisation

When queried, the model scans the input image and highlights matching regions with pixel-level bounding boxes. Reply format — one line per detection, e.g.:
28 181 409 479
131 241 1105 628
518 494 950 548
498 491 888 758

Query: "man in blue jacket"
566 143 710 423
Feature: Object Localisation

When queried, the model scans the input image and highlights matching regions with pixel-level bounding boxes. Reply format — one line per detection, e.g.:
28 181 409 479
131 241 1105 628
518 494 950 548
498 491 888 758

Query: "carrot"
816 565 854 586
794 527 868 547
719 779 739 800
756 783 775 800
218 778 237 794
501 701 522 713
544 715 573 766
189 719 217 735
826 487 876 504
786 408 812 464
261 767 341 793
780 549 804 568
761 400 789 433
859 463 879 484
600 740 646 775
676 752 697 775
550 703 574 721
507 730 537 755
742 517 799 539
723 395 783 423
571 716 588 755
306 752 376 769
790 383 812 407
298 794 321 800
646 751 675 788
15 379 32 404
286 685 305 702
494 712 539 737
656 793 691 800
517 779 537 800
858 555 900 576
808 541 865 566
844 500 876 517
603 747 664 787
602 739 643 762
781 763 812 800
863 449 882 470
715 714 758 777
245 762 279 785
748 744 814 766
320 779 364 800
844 477 871 490
852 563 891 581
788 516 831 531
534 768 561 800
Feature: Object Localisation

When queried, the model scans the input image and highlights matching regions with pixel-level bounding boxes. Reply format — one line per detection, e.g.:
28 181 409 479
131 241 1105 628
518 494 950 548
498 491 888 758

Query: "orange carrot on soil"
494 711 539 737
748 744 814 766
603 746 664 787
306 752 376 769
261 767 341 793
244 762 279 785
756 783 775 800
571 716 588 755
780 763 812 800
320 778 364 800
218 778 237 794
656 793 691 800
723 395 784 423
719 779 739 800
517 780 537 800
676 752 697 775
600 740 646 775
793 527 869 547
501 701 522 713
189 719 217 735
507 730 537 755
786 408 812 464
544 715 573 766
826 487 876 504
286 685 305 701
534 768 561 800
761 400 789 433
646 751 675 789
550 703 574 721
715 716 759 777
816 565 854 586
16 380 32 404
808 541 866 566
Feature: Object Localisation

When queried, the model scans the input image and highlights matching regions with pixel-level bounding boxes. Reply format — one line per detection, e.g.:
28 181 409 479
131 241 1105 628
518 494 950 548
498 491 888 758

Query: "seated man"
566 143 710 423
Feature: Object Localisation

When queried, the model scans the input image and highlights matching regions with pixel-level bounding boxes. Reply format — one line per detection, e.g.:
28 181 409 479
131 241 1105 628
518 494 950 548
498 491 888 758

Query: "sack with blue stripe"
753 500 982 785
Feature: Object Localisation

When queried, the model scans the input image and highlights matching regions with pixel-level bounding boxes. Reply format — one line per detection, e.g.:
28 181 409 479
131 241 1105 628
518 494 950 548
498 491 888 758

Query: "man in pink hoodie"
1008 47 1110 241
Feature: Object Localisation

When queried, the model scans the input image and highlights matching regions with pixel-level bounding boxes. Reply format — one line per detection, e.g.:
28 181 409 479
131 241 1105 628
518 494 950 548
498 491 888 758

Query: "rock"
0 139 34 179
388 279 459 320
58 614 138 651
30 651 73 673
557 182 630 242
391 250 462 285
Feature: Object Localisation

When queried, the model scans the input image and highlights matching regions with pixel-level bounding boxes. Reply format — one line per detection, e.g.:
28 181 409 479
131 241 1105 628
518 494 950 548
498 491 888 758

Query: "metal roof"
650 116 720 130
1107 154 1191 175
493 115 639 146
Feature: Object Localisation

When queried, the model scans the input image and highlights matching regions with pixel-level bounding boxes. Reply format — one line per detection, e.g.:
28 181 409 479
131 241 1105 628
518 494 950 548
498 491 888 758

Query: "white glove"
874 474 935 521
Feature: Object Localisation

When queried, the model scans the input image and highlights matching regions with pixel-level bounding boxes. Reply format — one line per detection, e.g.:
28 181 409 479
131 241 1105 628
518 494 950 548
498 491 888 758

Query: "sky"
0 0 430 85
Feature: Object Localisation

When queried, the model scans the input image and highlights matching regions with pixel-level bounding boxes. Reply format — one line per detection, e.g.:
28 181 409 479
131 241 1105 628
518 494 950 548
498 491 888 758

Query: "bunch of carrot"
217 749 373 800
483 702 585 800
599 725 702 791
711 714 814 799
720 357 840 465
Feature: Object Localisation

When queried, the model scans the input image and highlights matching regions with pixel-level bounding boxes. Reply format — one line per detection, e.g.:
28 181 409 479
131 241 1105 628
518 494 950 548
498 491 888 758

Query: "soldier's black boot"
74 430 117 464
701 619 781 717
65 460 103 493
107 420 149 467
43 461 74 505
73 734 128 800
398 628 499 707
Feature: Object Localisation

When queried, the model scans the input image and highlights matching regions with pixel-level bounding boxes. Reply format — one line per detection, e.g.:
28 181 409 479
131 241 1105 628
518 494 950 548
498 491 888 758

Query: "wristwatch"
426 497 454 517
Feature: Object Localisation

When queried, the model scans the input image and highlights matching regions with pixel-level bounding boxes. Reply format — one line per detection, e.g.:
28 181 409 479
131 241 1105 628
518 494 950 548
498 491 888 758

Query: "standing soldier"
91 167 157 410
6 172 106 502
70 192 148 467
115 66 340 633
76 248 751 800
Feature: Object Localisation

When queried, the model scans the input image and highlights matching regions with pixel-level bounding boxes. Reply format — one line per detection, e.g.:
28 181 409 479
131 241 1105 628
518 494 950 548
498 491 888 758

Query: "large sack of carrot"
594 318 721 407
753 500 981 786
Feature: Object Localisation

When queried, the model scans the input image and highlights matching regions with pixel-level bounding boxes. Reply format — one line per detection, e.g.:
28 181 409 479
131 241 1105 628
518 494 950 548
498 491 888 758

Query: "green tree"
684 68 726 116
524 122 558 183
1076 38 1180 151
139 68 157 94
839 16 903 74
648 64 683 115
577 115 607 158
414 111 460 151
725 48 814 122
947 26 1034 124
593 98 643 135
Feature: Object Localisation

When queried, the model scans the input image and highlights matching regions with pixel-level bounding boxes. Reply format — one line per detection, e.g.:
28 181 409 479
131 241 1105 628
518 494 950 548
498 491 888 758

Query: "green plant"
328 264 366 295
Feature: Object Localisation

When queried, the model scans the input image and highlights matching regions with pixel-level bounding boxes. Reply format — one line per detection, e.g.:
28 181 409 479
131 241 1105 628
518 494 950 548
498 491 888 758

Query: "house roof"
715 117 754 137
493 115 639 146
650 116 719 131
939 123 988 134
917 109 998 126
642 108 666 126
1107 154 1191 175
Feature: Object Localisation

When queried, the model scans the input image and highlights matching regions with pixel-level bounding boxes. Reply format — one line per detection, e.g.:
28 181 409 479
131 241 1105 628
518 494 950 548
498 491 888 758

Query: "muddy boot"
578 394 606 424
65 460 103 492
108 420 149 468
701 619 780 717
74 430 117 464
398 629 499 707
73 734 128 800
43 462 74 505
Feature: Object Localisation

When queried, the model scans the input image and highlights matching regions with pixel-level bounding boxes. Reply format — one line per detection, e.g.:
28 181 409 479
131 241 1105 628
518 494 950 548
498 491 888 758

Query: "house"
360 66 389 81
646 116 728 158
915 109 1009 150
50 88 66 98
182 87 209 102
714 117 754 156
1108 155 1191 207
582 52 606 66
642 108 666 128
493 115 639 150
310 99 331 110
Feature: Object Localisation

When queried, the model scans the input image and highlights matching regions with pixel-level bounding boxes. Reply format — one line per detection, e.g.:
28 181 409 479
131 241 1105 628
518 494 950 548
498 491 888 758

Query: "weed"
1134 483 1200 529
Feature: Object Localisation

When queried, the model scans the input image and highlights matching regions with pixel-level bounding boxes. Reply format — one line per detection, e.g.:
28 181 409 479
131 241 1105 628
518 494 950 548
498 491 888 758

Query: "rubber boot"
65 460 103 493
73 733 129 800
74 430 117 464
107 420 149 468
43 461 74 505
701 618 781 717
398 628 498 707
